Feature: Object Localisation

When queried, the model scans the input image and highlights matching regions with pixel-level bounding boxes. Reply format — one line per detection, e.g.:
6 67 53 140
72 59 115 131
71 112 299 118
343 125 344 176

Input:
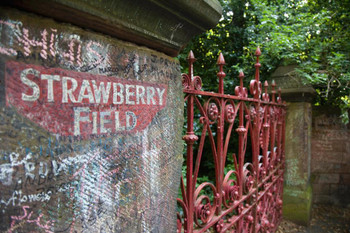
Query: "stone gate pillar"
270 65 316 226
0 1 222 232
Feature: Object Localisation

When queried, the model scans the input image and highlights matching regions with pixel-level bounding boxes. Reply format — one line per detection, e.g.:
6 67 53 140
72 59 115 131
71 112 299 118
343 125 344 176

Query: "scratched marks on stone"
0 139 142 232
0 19 179 80
0 13 183 233
8 206 54 233
0 119 180 232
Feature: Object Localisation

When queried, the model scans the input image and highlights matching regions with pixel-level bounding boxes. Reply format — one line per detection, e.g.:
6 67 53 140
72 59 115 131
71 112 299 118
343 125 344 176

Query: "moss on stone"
282 185 313 226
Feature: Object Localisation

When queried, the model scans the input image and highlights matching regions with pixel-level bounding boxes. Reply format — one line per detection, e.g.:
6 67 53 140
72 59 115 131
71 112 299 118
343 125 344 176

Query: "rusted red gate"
177 48 286 232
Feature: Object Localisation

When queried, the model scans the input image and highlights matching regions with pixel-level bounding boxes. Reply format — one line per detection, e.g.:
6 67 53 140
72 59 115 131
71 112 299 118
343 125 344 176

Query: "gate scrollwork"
177 48 286 233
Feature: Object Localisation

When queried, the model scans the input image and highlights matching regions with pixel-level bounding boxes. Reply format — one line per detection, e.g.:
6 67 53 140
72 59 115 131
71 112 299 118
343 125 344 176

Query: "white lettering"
156 88 165 105
92 80 111 104
74 107 90 135
92 111 98 134
146 86 156 105
21 68 40 101
126 111 137 130
78 80 95 103
136 85 146 104
62 77 78 103
113 83 124 104
41 74 60 102
115 111 125 131
0 163 13 185
52 160 66 176
38 162 48 176
9 152 20 165
100 111 111 133
24 153 35 179
125 84 135 105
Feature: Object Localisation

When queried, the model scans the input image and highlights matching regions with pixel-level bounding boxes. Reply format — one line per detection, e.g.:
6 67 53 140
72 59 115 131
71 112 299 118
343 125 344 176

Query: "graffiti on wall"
0 19 179 79
0 13 182 233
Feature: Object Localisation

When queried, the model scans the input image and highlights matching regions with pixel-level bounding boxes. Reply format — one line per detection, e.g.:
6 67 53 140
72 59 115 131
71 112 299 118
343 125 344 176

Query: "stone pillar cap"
269 65 316 102
3 0 222 57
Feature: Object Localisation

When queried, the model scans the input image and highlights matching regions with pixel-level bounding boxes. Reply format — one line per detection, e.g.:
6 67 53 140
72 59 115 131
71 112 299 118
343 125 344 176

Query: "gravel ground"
277 204 350 233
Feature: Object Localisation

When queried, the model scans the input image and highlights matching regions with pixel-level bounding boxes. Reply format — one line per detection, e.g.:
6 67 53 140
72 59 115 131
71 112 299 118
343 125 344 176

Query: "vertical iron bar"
182 51 198 233
263 81 269 171
254 47 261 99
270 80 277 165
216 53 226 215
236 71 246 232
253 47 261 233
217 53 225 95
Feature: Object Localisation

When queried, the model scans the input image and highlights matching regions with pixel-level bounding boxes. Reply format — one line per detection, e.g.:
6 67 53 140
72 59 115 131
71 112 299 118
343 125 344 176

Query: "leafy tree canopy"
178 0 350 123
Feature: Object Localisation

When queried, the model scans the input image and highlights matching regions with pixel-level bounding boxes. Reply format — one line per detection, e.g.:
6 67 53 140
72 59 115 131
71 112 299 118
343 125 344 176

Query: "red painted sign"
5 61 167 136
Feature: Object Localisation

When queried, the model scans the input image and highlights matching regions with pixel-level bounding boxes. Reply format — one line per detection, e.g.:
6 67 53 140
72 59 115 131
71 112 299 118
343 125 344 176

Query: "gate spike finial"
264 80 268 94
217 52 226 65
255 47 261 56
236 70 247 97
188 50 196 62
271 80 276 103
217 53 226 94
254 47 261 82
262 80 269 102
187 50 196 80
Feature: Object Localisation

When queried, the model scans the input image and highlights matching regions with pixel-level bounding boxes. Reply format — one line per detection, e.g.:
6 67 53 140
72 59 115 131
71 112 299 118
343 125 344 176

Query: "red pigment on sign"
5 61 167 137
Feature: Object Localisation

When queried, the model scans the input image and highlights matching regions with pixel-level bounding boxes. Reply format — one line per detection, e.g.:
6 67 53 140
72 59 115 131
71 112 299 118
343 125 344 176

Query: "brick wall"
311 106 350 206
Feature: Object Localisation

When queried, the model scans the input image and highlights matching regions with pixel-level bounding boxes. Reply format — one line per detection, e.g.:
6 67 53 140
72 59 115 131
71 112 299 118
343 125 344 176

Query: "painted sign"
5 61 167 136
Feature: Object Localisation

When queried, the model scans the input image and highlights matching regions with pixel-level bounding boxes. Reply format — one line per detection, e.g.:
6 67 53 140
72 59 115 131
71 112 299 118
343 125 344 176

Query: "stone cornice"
2 0 222 57
269 65 316 102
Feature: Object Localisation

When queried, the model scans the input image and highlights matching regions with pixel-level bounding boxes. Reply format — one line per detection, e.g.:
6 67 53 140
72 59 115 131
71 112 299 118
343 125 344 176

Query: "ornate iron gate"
177 48 286 233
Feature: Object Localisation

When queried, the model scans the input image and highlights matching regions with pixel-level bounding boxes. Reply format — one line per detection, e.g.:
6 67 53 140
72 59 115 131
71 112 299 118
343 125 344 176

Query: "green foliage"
179 0 253 93
178 0 349 194
179 0 350 123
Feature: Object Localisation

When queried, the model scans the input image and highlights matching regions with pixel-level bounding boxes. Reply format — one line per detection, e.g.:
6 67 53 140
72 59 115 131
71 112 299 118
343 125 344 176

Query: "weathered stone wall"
0 7 184 232
311 106 350 206
282 102 313 225
270 65 314 226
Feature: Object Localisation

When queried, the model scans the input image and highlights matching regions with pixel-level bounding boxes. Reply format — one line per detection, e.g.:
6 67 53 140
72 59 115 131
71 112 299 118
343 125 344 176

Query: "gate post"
270 65 315 225
0 1 222 232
